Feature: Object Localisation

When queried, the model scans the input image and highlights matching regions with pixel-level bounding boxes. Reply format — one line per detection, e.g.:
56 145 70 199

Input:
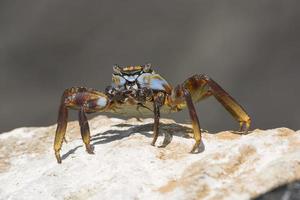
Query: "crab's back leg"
170 74 251 132
166 84 204 153
202 75 251 131
79 107 94 154
167 74 251 153
54 87 109 163
183 88 202 152
54 97 68 163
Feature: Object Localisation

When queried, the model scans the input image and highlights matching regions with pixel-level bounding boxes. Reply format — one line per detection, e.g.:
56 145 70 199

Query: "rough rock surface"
0 115 299 200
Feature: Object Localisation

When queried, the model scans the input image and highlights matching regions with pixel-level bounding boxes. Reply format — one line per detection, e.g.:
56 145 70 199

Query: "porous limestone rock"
0 115 299 200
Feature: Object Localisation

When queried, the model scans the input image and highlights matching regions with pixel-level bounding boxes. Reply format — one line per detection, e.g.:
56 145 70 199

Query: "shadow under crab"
61 122 196 161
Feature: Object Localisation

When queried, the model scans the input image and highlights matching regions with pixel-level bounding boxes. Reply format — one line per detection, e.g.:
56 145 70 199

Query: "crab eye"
143 63 151 73
113 64 122 75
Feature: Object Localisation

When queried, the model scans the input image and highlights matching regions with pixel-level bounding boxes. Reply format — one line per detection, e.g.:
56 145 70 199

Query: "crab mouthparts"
126 82 138 90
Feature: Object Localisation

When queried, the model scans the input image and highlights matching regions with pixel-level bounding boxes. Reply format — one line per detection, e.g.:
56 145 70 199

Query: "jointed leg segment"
151 92 166 147
170 74 251 153
182 74 251 131
202 75 251 132
54 103 68 163
54 87 109 163
183 88 202 153
151 100 160 146
79 107 94 154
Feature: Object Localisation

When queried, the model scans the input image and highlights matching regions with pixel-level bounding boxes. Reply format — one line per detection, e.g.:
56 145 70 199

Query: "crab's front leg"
182 87 202 153
54 87 109 163
151 92 165 146
78 107 94 154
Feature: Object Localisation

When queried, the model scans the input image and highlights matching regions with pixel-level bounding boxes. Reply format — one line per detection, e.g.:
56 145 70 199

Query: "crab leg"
79 107 94 154
168 74 251 153
182 74 251 132
151 100 160 146
151 92 167 146
183 88 202 153
204 76 251 132
54 102 68 163
54 87 109 163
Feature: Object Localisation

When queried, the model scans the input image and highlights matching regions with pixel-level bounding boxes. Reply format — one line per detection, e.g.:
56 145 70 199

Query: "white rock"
0 115 299 200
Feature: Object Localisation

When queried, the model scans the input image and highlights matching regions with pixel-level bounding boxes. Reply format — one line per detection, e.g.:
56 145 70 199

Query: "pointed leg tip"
151 138 158 147
87 150 95 154
86 144 95 154
190 145 198 154
55 152 62 164
237 121 251 134
190 141 204 154
190 148 198 154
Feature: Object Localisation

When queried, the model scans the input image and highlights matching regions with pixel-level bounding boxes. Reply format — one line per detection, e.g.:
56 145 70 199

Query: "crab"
54 64 251 163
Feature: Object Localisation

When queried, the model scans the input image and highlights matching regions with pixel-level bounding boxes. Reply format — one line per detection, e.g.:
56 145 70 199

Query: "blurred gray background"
0 0 299 133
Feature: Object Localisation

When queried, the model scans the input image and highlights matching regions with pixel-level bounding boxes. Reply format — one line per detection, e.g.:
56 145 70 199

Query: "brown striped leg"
202 75 251 133
54 87 109 163
54 103 68 164
151 100 160 146
181 74 251 133
79 107 94 154
183 88 202 153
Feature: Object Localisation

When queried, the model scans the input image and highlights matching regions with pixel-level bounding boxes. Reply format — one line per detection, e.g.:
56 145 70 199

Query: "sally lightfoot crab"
54 64 251 163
